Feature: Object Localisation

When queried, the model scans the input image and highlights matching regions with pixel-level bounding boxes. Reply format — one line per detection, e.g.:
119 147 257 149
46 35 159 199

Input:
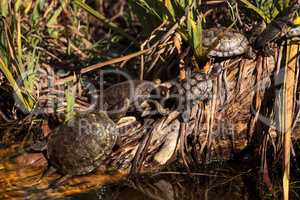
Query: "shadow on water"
70 162 262 200
1 145 300 200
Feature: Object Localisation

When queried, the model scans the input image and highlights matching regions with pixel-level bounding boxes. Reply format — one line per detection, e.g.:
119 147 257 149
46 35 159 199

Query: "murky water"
70 170 258 200
0 146 299 200
0 146 124 199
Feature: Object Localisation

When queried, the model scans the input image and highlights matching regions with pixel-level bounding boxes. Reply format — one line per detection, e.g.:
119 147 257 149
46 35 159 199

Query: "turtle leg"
150 100 169 115
36 166 57 185
140 99 169 117
42 165 73 188
49 174 72 188
117 98 131 116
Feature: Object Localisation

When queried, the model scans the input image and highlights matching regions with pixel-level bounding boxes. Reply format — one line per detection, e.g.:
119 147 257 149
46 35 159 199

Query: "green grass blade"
194 16 203 58
239 0 271 22
165 0 176 20
65 77 76 121
47 0 65 38
16 15 25 77
1 0 9 17
74 0 137 45
0 56 32 112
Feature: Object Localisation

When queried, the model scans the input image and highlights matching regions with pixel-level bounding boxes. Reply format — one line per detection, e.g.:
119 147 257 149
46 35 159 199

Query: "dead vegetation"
1 0 300 199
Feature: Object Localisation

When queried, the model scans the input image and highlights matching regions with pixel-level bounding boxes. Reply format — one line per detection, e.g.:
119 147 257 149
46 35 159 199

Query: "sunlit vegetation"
0 0 300 199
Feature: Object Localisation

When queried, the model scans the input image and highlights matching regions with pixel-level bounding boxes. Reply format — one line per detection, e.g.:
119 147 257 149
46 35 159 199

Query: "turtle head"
139 83 173 116
149 83 171 100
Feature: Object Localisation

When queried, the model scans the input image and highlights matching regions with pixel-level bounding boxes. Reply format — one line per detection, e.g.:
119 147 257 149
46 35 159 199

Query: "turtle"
32 111 119 186
162 71 213 122
100 80 170 120
202 27 254 58
177 72 213 105
254 3 299 53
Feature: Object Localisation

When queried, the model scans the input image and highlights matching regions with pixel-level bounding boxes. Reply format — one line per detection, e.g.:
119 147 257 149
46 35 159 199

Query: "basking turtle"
177 72 213 105
163 71 213 121
254 3 299 53
202 27 254 58
100 80 169 119
33 111 119 185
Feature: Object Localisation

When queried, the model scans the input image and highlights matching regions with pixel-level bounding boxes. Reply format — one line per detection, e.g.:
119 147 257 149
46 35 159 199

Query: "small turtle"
202 27 254 58
254 3 299 53
178 72 213 104
100 80 169 119
164 71 213 121
32 111 118 186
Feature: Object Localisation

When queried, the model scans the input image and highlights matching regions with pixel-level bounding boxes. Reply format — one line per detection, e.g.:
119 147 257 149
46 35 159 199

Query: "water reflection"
0 146 125 200
1 145 300 200
71 164 260 200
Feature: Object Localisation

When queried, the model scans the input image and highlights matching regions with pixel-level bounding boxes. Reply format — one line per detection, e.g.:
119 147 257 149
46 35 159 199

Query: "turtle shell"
47 112 118 175
101 80 158 120
202 27 250 57
169 72 213 111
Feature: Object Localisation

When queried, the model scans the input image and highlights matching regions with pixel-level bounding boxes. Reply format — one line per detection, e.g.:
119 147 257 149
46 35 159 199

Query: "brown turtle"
32 111 118 186
160 71 213 122
100 80 169 119
202 27 254 58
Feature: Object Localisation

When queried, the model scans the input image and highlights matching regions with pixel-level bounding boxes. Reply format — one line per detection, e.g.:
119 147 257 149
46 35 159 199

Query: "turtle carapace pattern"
101 80 167 120
202 27 251 58
168 72 213 113
47 111 118 176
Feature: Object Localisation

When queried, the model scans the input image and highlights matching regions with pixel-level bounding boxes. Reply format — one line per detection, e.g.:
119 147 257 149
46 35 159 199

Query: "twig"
152 171 223 177
54 48 153 85
80 49 151 74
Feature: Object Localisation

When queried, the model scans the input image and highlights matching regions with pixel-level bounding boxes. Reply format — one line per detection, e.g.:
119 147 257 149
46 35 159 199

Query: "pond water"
0 146 299 199
70 170 259 200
